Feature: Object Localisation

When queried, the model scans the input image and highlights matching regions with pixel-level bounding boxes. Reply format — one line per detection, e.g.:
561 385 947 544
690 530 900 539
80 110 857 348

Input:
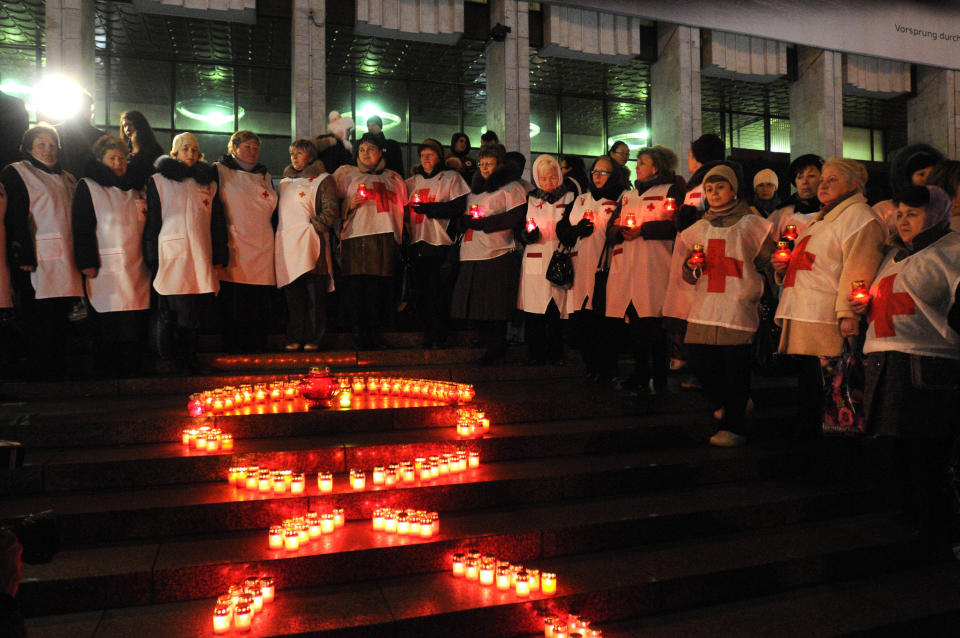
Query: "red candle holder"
357 183 369 199
583 210 595 222
849 280 870 303
525 218 537 233
624 213 637 228
688 243 705 266
664 197 677 214
411 192 421 204
773 240 791 264
782 224 798 242
469 204 484 219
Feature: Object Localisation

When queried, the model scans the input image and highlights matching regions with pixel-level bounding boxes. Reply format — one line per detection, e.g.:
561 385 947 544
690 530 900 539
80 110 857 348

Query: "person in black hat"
767 153 824 241
366 115 404 177
873 144 946 234
677 134 734 232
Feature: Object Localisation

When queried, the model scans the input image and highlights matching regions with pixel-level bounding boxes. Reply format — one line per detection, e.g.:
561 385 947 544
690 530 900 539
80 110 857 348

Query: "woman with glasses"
558 155 624 381
606 145 685 395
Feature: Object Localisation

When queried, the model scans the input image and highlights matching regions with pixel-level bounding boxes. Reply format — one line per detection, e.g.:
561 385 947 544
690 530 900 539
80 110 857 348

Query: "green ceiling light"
345 103 401 134
607 129 650 151
176 99 243 126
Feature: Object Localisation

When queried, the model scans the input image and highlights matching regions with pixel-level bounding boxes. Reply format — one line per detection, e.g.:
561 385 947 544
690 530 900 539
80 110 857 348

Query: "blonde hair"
532 154 562 190
171 132 203 161
824 157 868 193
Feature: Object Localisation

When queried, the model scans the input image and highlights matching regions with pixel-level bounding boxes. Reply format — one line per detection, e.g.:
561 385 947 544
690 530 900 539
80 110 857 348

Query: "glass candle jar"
284 529 299 551
258 470 272 493
268 525 283 550
221 434 233 450
384 512 398 533
515 570 530 596
396 512 410 535
496 567 511 590
468 451 480 468
290 473 305 494
317 472 333 492
273 471 287 493
333 508 345 527
372 466 386 485
527 568 540 591
350 469 366 490
259 576 275 603
320 514 335 534
452 553 466 577
541 572 557 595
213 602 232 634
543 616 559 637
228 584 243 605
465 557 480 580
233 602 252 631
479 564 494 586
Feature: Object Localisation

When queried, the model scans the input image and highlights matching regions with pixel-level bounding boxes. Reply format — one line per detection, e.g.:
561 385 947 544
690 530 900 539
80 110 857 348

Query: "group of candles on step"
345 375 475 403
268 509 345 551
227 465 307 494
187 381 306 416
180 426 234 452
213 575 275 634
372 508 440 536
451 550 557 597
456 407 490 438
542 614 604 638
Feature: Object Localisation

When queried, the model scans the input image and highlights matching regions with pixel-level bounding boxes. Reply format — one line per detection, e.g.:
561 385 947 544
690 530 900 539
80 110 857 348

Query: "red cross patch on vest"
704 238 743 293
783 235 815 288
868 274 916 338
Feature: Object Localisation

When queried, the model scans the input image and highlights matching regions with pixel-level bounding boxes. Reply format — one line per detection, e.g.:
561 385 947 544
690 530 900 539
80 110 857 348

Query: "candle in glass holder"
515 570 530 596
372 509 385 531
396 512 410 535
419 464 431 481
321 513 335 534
543 616 560 637
689 243 705 267
850 279 870 303
245 583 263 612
213 603 232 634
221 434 233 450
541 572 557 594
182 429 194 446
664 196 677 213
624 212 637 228
259 576 275 603
583 209 595 222
357 183 369 199
570 616 590 634
588 630 603 638
268 525 284 550
338 391 352 408
410 514 422 535
479 563 494 586
273 471 287 493
333 508 345 527
372 466 386 485
386 464 399 485
495 567 511 590
527 568 540 591
207 434 221 452
452 552 466 577
469 203 483 219
258 470 272 493
526 217 537 233
233 603 252 631
290 473 305 494
782 224 799 242
383 511 397 533
284 529 299 551
296 522 309 544
773 240 791 263
429 460 440 479
465 557 479 580
414 457 426 470
552 625 568 638
350 469 366 490
402 464 416 482
352 378 365 393
194 432 207 450
228 584 243 605
468 451 480 468
317 472 333 493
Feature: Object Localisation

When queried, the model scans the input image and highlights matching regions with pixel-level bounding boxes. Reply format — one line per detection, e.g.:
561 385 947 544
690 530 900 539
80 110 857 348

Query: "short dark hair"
480 130 499 144
896 184 931 208
477 143 505 164
92 134 128 160
20 123 60 155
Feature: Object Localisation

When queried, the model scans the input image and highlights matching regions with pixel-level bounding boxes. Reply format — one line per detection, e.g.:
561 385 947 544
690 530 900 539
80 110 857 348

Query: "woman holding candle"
605 146 684 394
558 156 624 381
767 154 823 244
216 131 278 353
333 132 407 350
677 165 775 446
850 184 960 560
71 135 151 376
143 132 228 374
275 138 337 352
517 154 575 365
416 144 526 364
405 138 471 349
773 158 886 443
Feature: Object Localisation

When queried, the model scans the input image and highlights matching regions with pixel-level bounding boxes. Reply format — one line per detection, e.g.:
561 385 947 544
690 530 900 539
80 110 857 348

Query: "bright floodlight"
33 75 83 122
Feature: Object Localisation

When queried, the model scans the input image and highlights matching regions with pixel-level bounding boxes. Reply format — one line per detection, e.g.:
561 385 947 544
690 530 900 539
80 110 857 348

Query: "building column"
292 0 326 139
908 66 959 160
790 46 843 160
45 0 96 94
650 23 700 179
486 0 530 171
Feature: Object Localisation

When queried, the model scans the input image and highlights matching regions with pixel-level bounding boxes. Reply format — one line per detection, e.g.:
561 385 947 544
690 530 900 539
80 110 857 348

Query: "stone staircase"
1 333 958 637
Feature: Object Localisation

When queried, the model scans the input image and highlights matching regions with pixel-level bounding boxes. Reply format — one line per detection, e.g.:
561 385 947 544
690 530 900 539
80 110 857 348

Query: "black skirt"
450 251 521 321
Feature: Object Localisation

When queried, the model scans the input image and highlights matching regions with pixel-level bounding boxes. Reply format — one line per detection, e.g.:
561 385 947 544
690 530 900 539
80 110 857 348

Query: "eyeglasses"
612 150 630 157
591 169 611 176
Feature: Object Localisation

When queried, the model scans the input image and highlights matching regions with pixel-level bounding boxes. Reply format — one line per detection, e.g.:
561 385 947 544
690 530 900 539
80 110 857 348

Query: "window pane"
462 85 485 148
411 82 459 149
175 64 235 134
770 117 790 154
843 126 872 161
730 114 765 151
530 93 557 154
606 100 648 153
0 48 40 121
561 97 602 157
352 77 407 143
110 57 173 132
237 67 290 137
872 130 884 162
701 111 723 145
193 132 231 162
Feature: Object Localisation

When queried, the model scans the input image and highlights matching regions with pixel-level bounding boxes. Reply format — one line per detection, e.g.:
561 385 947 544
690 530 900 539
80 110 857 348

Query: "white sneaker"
709 430 746 447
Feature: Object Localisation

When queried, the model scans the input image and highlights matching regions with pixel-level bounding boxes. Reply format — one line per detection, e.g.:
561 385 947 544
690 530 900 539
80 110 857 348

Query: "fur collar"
154 156 218 185
218 154 268 175
83 158 136 191
24 154 64 175
283 160 326 180
414 164 443 180
589 175 625 202
357 156 387 175
470 162 521 194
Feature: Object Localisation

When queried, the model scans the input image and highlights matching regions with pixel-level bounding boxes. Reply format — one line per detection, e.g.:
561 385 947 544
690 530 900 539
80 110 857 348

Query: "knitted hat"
703 164 738 193
690 134 724 164
905 150 940 178
753 168 779 189
417 138 444 159
787 154 824 184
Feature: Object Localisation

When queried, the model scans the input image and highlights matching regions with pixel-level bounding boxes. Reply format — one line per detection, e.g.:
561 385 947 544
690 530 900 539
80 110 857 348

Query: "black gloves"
522 226 541 243
463 215 485 231
576 218 594 238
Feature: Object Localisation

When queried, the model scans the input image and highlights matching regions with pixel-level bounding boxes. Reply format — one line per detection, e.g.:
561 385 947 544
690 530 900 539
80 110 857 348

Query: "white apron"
605 184 674 320
152 174 220 296
217 165 278 286
0 187 11 308
563 192 617 315
863 233 960 360
679 214 772 332
776 202 878 326
12 161 82 299
767 204 818 241
517 191 573 314
336 166 406 243
405 170 471 246
460 182 527 262
82 179 150 312
662 183 708 320
275 173 326 288
683 182 706 212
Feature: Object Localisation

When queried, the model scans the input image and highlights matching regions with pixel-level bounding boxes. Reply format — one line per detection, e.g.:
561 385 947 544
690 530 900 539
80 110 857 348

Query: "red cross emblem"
367 182 394 214
579 197 585 206
261 190 269 199
868 274 916 338
646 202 656 211
782 235 815 288
299 191 306 198
202 199 210 207
703 238 743 293
411 189 432 224
535 201 545 209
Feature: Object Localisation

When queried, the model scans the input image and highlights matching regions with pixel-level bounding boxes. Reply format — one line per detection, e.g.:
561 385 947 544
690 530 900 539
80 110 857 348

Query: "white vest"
405 170 471 246
863 233 960 360
776 199 879 326
517 191 572 314
82 179 150 312
275 173 326 288
605 184 674 319
563 192 617 315
151 174 220 296
217 165 278 286
336 166 406 243
767 204 818 241
460 182 527 262
12 161 82 299
0 188 11 308
679 214 771 332
683 182 706 211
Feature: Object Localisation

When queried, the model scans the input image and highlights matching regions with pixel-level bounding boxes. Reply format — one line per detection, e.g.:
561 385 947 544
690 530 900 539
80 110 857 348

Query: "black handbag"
591 243 611 315
545 245 574 288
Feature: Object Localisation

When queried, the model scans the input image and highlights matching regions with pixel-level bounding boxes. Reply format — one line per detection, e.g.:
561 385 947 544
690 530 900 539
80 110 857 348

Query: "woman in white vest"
275 138 338 352
517 154 574 365
851 184 960 560
405 138 470 349
71 135 150 376
772 158 886 442
1 124 81 378
143 132 228 374
216 130 278 353
606 145 685 395
333 132 407 350
678 165 774 447
558 155 622 381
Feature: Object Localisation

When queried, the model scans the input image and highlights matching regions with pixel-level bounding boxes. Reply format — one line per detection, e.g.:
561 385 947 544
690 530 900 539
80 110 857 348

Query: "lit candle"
544 616 559 637
479 564 494 586
496 567 511 590
233 603 252 632
213 603 232 634
414 457 426 470
350 469 366 490
284 529 299 551
688 243 705 267
583 209 595 222
273 471 287 493
527 568 540 591
384 512 397 533
571 616 590 634
850 279 870 303
357 183 368 199
297 523 308 544
321 514 335 534
245 584 263 613
410 514 422 535
526 217 537 233
372 509 385 531
268 525 283 550
624 212 637 228
468 451 480 468
206 434 220 452
773 240 791 263
552 625 568 638
465 557 479 580
221 434 233 450
411 191 422 203
430 461 439 479
452 553 466 577
182 429 193 445
372 466 386 485
419 465 431 481
481 417 490 431
244 466 259 489
258 470 272 493
333 508 345 527
541 572 557 595
782 224 799 242
237 593 254 617
515 570 530 596
664 196 677 213
419 515 433 538
438 457 449 475
396 512 410 535
194 432 206 450
228 584 243 606
469 203 483 219
290 472 305 494
259 576 275 603
318 472 333 492
402 465 416 482
352 379 365 393
338 391 352 408
428 512 439 536
588 630 603 638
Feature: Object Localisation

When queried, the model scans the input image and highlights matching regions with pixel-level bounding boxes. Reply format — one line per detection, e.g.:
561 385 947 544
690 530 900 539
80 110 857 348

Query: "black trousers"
688 343 753 435
570 309 620 379
524 300 564 363
345 274 392 335
412 245 453 346
795 354 825 441
625 306 668 391
219 281 272 352
90 308 147 377
283 273 327 345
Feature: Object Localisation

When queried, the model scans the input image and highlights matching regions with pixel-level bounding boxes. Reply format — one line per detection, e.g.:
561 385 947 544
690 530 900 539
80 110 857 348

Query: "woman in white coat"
275 138 338 351
72 135 151 376
143 132 228 374
216 130 278 352
517 154 574 364
2 124 81 378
